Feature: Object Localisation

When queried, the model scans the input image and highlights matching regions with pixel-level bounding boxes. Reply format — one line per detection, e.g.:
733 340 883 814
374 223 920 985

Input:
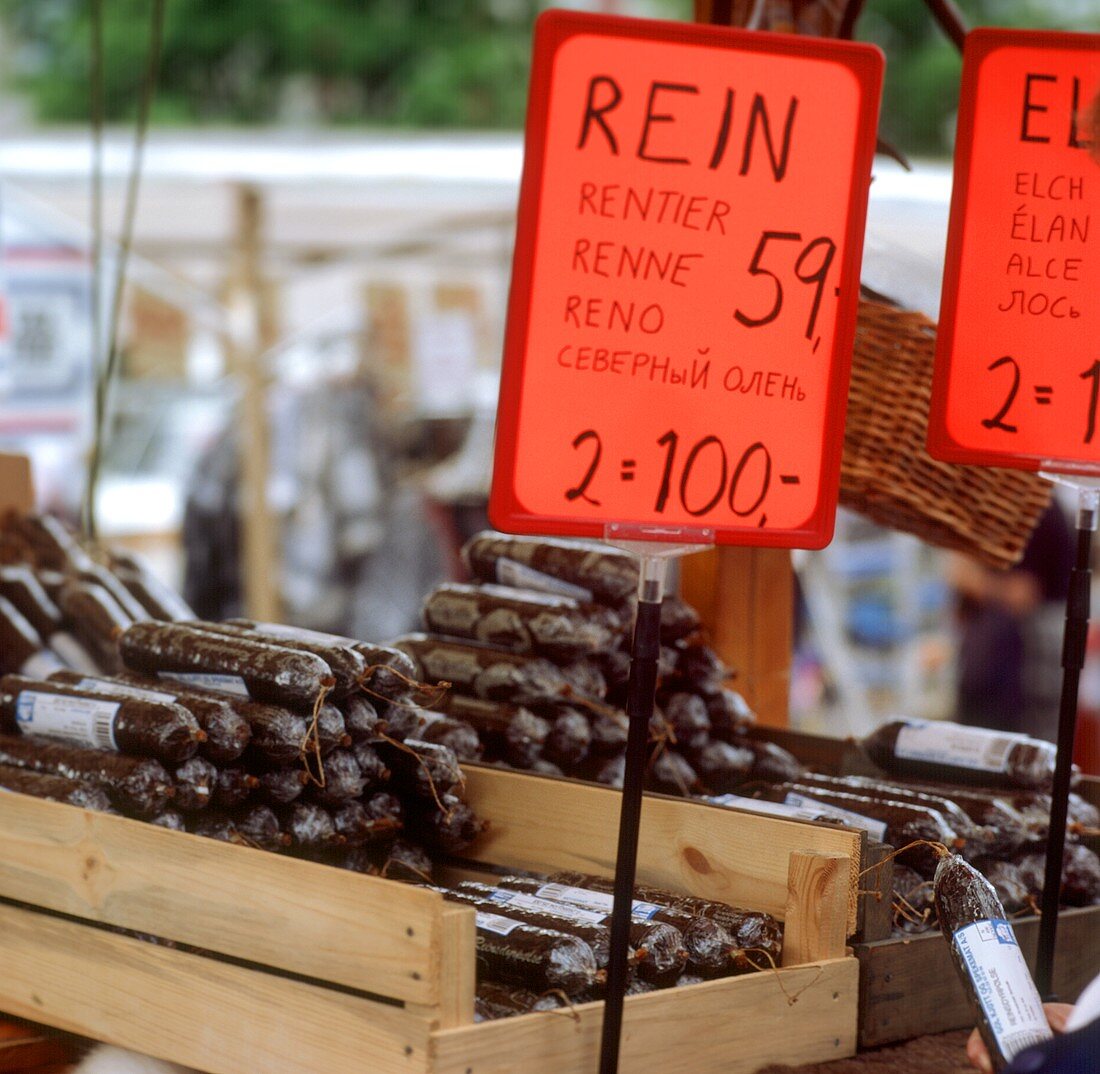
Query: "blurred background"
0 0 1097 742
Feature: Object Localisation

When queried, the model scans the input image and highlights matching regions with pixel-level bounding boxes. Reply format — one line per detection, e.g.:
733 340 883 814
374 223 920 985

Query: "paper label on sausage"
475 911 523 936
158 672 249 697
19 650 65 678
533 883 663 921
14 691 118 751
895 722 1024 774
48 632 101 674
495 559 594 602
952 918 1053 1060
77 677 178 704
250 622 350 647
710 794 833 824
425 594 482 634
416 648 483 684
783 793 889 841
486 888 607 926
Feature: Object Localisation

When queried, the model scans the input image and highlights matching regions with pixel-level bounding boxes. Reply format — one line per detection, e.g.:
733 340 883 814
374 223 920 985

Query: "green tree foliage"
0 0 1096 136
856 0 1100 155
0 0 544 126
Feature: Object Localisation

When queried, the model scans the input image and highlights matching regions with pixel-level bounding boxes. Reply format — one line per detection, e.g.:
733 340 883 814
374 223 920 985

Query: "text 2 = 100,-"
564 428 798 527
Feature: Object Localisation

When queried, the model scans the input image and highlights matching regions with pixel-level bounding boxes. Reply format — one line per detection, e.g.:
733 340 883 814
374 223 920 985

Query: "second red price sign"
929 28 1100 474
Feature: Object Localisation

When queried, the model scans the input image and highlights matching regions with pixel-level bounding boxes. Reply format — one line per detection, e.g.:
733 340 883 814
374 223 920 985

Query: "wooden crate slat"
429 905 476 1030
462 765 863 934
431 958 858 1074
855 905 1100 1048
0 902 433 1074
0 793 445 1003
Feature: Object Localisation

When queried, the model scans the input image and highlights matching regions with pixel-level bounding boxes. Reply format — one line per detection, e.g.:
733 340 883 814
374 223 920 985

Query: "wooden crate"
0 764 863 1074
747 726 1100 1045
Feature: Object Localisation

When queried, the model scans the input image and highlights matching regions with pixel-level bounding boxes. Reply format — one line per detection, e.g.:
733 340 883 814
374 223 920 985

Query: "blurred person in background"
951 500 1073 742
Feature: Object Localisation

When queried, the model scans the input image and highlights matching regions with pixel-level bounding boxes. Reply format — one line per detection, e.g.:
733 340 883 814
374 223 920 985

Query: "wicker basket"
839 298 1052 569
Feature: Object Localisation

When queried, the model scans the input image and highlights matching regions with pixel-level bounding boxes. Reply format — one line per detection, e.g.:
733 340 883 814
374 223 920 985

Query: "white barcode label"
475 911 523 937
496 559 594 602
534 883 663 921
158 672 249 697
14 691 118 751
895 721 1025 774
952 918 1052 1060
19 650 65 678
783 793 888 841
487 888 607 925
77 677 178 704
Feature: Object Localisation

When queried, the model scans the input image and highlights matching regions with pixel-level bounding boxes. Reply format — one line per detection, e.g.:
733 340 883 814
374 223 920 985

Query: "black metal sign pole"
598 555 668 1074
1035 487 1097 999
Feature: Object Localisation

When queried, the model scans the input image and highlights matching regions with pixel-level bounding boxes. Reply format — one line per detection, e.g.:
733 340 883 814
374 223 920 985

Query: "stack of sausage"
724 719 1100 933
391 531 804 798
427 868 783 1019
1 512 193 677
0 515 486 879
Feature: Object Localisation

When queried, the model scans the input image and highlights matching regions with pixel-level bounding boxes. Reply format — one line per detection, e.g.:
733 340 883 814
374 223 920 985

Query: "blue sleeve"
1003 1016 1100 1073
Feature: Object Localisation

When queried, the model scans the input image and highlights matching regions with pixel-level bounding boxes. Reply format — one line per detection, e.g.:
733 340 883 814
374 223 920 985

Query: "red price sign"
929 29 1100 474
489 11 882 548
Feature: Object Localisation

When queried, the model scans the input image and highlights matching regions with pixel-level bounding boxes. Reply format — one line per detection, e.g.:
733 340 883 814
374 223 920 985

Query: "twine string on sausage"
376 730 457 819
1070 824 1100 837
857 840 952 882
644 719 693 797
536 989 582 1022
358 665 450 709
892 890 932 929
299 682 334 788
380 855 434 885
566 693 631 727
738 947 825 1006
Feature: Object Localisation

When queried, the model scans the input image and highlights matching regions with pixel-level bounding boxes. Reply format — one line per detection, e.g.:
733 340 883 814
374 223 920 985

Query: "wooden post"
0 453 35 513
855 841 895 944
227 185 281 623
781 849 851 965
680 548 793 727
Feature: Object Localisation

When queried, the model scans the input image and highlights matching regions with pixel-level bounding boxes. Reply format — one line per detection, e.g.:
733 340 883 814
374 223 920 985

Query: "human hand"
966 1003 1074 1072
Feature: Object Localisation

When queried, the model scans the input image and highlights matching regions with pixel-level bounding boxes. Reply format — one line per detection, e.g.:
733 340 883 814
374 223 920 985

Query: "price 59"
734 231 838 345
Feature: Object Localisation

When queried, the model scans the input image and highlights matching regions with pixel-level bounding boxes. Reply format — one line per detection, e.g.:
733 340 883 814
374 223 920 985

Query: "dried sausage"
1 675 204 763
462 532 638 606
0 566 63 640
186 620 366 700
172 756 216 812
0 732 173 815
0 761 112 811
422 582 621 661
438 696 549 769
862 719 1057 791
391 634 573 704
119 622 335 710
473 915 598 997
934 854 1052 1069
49 670 249 764
0 596 62 677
